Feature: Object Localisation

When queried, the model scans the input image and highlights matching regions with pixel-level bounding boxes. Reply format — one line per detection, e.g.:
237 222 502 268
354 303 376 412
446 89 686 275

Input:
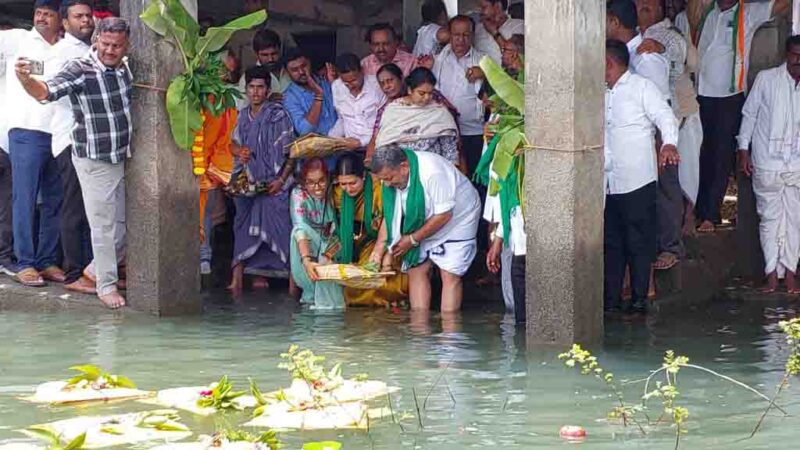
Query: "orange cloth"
199 108 237 240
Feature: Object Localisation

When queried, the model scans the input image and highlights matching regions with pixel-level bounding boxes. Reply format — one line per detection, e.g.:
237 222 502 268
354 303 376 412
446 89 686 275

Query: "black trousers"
697 94 745 224
56 150 91 284
511 255 526 323
604 182 657 309
462 135 489 252
0 150 13 268
657 164 684 258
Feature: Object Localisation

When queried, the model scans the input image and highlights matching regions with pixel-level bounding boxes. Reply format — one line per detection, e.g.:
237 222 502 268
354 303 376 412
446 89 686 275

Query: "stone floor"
0 276 125 313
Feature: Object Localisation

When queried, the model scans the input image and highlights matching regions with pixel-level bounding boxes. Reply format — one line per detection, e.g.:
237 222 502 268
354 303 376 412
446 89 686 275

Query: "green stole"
381 149 425 269
498 153 524 247
337 174 376 264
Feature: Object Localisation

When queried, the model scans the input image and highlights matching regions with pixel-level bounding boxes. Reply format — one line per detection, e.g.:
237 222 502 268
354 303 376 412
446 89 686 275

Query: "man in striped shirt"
15 17 132 309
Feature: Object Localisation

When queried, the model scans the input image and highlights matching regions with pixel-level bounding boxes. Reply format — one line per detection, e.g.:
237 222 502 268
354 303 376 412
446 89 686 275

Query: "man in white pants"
737 36 800 294
16 17 132 308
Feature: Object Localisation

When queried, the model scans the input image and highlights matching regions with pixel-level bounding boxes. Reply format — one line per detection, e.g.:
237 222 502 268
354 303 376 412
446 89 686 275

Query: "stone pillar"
121 0 202 315
523 0 605 345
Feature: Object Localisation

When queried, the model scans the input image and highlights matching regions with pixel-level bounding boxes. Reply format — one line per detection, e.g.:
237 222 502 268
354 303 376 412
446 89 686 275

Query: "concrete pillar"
120 0 202 315
523 0 605 345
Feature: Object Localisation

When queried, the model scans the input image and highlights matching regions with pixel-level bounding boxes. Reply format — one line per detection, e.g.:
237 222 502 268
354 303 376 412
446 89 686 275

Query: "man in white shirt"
607 0 671 100
737 36 800 294
695 0 790 233
421 15 487 178
1 0 62 287
604 39 680 314
474 0 524 66
413 0 449 57
51 0 95 294
371 145 481 314
329 53 385 153
0 20 12 277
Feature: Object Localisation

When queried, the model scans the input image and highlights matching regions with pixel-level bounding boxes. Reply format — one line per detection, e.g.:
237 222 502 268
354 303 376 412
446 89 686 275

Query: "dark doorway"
292 31 337 73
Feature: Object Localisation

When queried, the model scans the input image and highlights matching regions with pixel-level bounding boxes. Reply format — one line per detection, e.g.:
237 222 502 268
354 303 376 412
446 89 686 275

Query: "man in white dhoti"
371 145 481 313
737 36 800 294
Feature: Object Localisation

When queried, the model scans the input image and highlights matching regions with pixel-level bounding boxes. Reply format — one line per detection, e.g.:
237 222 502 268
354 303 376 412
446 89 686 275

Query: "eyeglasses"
305 179 327 189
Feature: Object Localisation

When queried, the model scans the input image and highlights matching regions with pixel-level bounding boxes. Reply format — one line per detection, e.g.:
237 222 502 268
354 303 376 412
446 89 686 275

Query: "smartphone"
25 59 44 76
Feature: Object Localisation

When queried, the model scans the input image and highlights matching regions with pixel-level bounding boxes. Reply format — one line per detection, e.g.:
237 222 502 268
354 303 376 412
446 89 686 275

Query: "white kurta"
738 64 800 276
50 33 90 157
390 151 481 275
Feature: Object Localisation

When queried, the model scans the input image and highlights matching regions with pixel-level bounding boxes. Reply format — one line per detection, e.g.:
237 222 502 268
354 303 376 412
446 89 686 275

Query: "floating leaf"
303 442 343 450
63 432 86 450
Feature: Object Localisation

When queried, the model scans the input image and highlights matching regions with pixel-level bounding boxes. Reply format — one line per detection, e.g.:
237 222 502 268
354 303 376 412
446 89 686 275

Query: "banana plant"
139 0 267 150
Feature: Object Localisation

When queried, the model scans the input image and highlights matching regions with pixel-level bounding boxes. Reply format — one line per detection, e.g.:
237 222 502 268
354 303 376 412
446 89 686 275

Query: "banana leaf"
492 128 525 181
479 56 524 115
163 0 199 58
196 10 267 60
166 74 203 150
140 0 192 59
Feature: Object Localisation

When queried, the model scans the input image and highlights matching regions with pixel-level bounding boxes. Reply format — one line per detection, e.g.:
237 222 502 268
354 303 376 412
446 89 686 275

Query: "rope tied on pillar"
523 144 604 153
132 82 168 93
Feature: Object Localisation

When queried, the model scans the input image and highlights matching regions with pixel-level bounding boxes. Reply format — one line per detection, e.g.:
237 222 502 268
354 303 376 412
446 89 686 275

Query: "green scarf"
337 174 376 263
382 149 425 269
473 134 500 187
497 153 524 247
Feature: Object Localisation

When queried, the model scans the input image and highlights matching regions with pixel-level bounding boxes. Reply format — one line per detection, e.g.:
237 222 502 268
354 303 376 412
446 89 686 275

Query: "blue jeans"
9 129 62 270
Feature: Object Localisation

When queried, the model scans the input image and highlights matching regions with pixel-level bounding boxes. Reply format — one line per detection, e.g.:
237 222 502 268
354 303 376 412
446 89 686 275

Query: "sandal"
653 252 680 271
15 268 46 287
696 220 715 233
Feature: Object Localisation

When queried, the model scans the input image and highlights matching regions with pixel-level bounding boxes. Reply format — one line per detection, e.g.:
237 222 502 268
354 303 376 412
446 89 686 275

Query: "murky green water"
1 294 799 449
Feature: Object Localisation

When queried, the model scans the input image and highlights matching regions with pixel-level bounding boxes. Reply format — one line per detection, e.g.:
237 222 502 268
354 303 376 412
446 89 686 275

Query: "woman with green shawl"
289 157 345 309
332 154 408 306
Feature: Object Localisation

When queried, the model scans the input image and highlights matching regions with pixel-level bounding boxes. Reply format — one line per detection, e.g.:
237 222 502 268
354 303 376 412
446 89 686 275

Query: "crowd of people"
0 0 798 321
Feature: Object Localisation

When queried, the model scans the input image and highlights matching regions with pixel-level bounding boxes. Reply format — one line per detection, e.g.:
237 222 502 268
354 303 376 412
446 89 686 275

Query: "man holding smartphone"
0 0 62 287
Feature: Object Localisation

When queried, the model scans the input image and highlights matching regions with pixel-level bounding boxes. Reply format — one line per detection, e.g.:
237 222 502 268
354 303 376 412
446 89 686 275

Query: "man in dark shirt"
16 17 132 309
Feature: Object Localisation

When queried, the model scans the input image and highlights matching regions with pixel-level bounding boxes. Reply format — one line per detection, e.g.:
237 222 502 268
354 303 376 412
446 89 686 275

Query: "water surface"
1 295 798 449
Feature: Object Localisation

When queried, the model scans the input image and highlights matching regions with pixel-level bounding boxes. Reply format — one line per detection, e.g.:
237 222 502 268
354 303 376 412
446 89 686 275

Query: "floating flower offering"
21 365 153 406
140 376 257 416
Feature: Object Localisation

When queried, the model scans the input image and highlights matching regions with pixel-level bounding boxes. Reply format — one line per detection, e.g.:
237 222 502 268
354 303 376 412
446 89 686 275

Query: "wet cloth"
231 102 294 277
289 186 345 309
333 179 408 306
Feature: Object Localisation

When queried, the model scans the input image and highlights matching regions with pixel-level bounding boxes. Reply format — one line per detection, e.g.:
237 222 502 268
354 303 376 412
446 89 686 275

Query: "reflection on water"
1 294 799 449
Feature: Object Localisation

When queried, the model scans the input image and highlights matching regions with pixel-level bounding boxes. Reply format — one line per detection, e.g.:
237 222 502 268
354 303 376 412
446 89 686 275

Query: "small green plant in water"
214 428 280 449
196 375 246 410
302 442 342 450
64 364 136 390
749 317 800 438
25 426 86 450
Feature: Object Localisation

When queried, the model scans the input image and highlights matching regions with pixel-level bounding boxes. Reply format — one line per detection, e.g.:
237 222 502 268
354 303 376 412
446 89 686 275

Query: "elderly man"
1 0 62 287
474 0 524 66
329 53 385 152
695 0 790 233
737 36 800 294
604 39 680 314
371 145 480 313
51 0 96 294
16 17 133 309
361 23 418 77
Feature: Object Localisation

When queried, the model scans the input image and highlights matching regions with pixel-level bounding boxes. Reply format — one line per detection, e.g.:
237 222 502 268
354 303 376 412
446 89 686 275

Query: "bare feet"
682 204 697 237
64 276 97 295
288 275 301 299
760 272 778 293
697 220 715 234
252 276 270 290
648 267 656 299
98 291 126 309
787 272 799 294
653 252 680 270
228 264 244 296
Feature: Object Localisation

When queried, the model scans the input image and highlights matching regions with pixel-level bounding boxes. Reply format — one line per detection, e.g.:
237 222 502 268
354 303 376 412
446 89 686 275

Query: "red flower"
200 390 213 397
312 380 324 389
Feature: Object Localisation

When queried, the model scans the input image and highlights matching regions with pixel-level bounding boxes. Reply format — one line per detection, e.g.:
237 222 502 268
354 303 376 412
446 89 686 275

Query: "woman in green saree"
289 158 345 309
333 154 408 306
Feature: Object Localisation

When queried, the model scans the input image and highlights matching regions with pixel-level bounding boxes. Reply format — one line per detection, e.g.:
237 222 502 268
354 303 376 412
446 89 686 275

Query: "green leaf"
303 442 343 450
492 128 524 181
250 378 267 405
112 375 137 389
99 425 125 435
63 432 86 450
25 425 61 445
164 0 200 57
69 365 102 377
166 75 202 150
154 421 190 432
479 56 524 115
195 10 267 59
139 1 170 37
